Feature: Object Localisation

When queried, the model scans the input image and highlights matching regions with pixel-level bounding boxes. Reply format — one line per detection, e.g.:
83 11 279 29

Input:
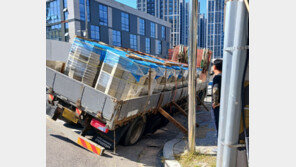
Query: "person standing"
212 59 223 134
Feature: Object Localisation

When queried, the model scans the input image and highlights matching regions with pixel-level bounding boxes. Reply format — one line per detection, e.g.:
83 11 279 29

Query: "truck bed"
46 67 195 130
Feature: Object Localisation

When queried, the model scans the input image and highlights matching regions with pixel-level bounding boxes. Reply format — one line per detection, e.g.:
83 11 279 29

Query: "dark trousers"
213 107 220 134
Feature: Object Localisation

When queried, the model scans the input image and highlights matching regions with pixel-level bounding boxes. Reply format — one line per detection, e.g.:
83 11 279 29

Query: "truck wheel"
123 117 146 146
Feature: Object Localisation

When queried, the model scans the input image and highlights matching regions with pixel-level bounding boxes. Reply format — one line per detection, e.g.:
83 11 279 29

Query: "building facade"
206 0 225 58
46 0 171 58
180 1 189 46
198 14 207 48
138 0 185 48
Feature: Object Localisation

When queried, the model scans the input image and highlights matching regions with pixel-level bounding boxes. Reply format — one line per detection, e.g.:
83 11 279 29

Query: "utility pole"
188 0 198 153
84 0 88 38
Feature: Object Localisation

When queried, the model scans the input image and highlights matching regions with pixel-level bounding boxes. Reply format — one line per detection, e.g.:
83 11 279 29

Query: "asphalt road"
46 111 187 167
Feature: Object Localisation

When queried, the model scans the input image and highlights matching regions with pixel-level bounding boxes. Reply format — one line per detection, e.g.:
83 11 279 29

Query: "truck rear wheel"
123 117 146 146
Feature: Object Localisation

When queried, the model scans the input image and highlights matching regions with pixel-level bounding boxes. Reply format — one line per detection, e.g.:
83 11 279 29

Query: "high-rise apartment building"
138 0 187 48
46 0 171 58
198 14 207 48
206 0 225 58
180 1 189 46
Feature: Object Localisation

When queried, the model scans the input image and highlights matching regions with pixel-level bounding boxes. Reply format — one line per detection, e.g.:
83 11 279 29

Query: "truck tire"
123 117 146 146
144 114 162 134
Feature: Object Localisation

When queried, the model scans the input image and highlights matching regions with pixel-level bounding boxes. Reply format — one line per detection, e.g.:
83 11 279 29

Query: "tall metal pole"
84 0 88 38
188 0 198 153
222 1 248 166
216 1 238 166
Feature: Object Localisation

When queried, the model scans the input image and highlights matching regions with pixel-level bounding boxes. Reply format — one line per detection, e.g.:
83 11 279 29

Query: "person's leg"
213 107 220 134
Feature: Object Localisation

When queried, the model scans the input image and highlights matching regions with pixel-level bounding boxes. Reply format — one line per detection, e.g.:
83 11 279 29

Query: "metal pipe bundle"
217 0 249 166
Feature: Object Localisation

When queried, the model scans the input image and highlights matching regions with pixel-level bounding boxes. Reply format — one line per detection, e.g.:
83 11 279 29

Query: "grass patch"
175 151 216 167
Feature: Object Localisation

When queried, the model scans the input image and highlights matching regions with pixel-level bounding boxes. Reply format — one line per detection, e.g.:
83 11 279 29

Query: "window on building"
139 18 145 35
63 0 67 8
90 25 100 41
145 38 150 53
150 22 155 38
79 0 90 22
215 12 221 23
63 0 68 20
130 34 137 50
156 40 162 55
99 4 108 26
208 13 214 23
112 30 121 47
46 0 61 24
121 12 129 31
161 26 165 39
46 24 62 41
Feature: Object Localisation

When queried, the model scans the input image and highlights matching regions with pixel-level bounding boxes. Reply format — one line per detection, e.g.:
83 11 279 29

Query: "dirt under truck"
46 36 212 155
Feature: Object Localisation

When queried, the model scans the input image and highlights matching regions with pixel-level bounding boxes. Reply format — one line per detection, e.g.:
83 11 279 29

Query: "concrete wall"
46 39 71 62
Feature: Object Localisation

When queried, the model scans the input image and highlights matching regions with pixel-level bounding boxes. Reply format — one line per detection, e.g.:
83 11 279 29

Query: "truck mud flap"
47 117 105 156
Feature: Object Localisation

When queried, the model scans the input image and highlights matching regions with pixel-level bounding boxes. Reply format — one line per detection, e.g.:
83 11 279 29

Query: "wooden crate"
153 66 167 93
164 68 176 91
139 68 157 96
46 60 65 73
181 68 189 87
95 56 149 100
66 45 102 87
176 69 183 88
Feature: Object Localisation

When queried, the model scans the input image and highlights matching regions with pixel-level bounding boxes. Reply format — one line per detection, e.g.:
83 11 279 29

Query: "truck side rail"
46 67 117 122
47 67 192 129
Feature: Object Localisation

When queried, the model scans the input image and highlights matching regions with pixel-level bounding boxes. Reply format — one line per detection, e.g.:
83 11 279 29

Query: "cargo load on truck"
63 36 201 101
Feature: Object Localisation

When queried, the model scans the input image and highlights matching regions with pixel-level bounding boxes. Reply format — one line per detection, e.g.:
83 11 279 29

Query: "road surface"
46 111 187 167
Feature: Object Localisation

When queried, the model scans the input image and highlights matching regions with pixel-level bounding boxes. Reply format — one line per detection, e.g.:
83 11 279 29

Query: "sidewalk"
163 97 218 167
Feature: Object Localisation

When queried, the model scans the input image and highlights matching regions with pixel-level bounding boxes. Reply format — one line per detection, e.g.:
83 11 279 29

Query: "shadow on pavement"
47 104 189 167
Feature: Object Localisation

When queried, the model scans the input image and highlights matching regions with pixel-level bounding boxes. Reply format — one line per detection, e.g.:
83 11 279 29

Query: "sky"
115 0 207 15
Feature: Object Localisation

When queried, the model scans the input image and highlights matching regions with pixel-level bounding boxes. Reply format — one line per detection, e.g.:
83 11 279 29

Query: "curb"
163 133 183 167
164 160 181 167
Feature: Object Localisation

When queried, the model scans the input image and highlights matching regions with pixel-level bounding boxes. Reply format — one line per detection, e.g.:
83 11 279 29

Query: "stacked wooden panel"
46 60 65 73
63 36 196 101
94 50 152 100
164 67 175 91
175 67 184 88
139 68 157 96
65 38 104 87
153 65 166 93
181 67 189 87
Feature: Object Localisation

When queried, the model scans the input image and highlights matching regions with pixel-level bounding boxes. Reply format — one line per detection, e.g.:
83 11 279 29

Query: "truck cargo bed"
46 67 189 130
